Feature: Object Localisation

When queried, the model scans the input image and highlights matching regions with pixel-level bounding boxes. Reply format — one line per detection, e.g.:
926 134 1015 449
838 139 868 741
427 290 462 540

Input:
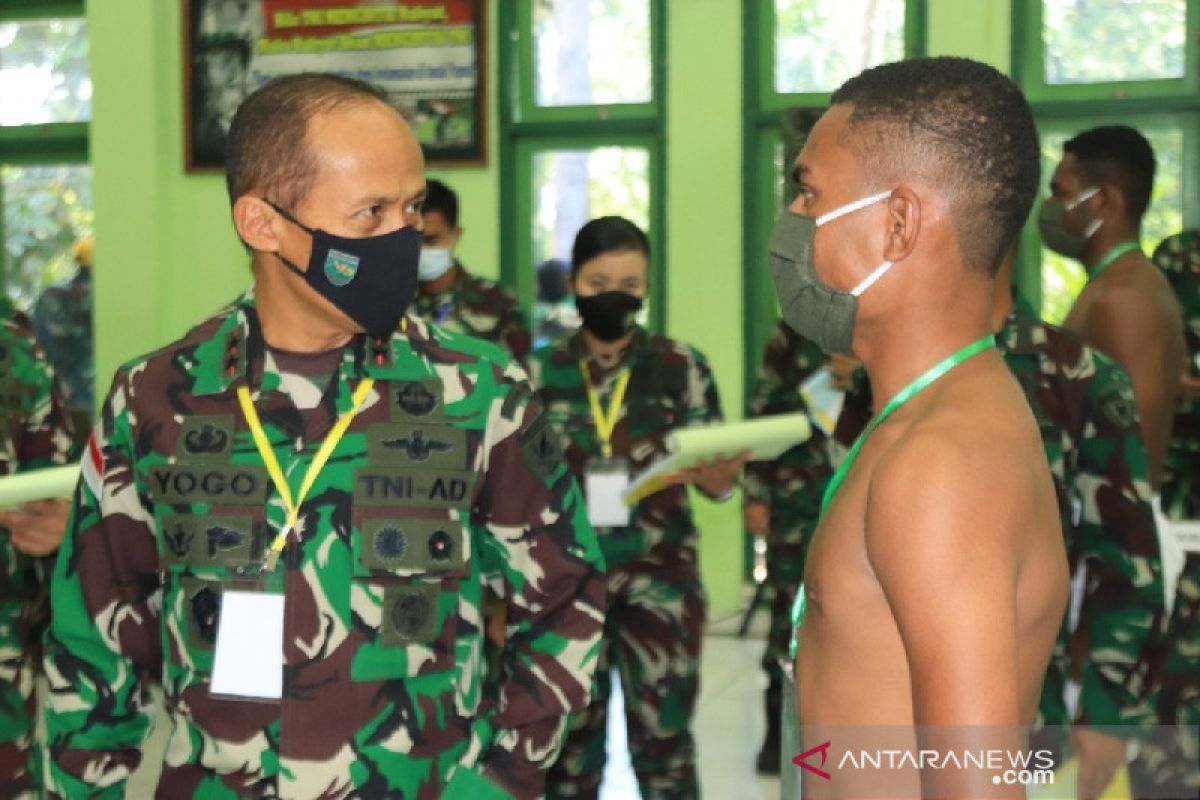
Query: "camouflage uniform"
1134 232 1200 798
529 326 724 799
0 300 75 797
32 269 94 414
837 303 1165 753
412 265 532 366
41 289 606 799
742 322 832 754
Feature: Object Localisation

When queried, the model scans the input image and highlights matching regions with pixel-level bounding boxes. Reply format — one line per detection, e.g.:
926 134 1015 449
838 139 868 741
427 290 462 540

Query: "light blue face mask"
768 189 894 354
417 246 454 281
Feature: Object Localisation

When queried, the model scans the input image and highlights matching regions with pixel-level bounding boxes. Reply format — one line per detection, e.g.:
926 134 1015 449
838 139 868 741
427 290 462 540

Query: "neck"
254 260 354 353
855 282 993 409
418 262 461 296
990 266 1016 333
581 327 635 358
1082 223 1139 272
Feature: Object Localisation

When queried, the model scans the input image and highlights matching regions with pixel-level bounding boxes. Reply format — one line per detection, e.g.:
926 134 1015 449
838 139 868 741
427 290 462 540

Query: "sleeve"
42 369 164 798
1071 355 1166 729
16 333 77 468
743 326 829 506
499 296 533 370
448 362 605 800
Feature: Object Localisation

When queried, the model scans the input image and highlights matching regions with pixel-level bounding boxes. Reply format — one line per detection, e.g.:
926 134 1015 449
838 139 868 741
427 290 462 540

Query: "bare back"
1062 253 1185 487
795 352 1068 733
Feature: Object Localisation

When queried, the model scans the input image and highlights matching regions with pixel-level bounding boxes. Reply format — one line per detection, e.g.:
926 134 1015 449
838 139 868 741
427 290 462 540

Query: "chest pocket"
622 363 688 450
348 512 473 683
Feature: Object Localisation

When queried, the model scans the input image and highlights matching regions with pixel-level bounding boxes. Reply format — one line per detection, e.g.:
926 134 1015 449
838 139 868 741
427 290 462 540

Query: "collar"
188 288 427 396
564 325 652 364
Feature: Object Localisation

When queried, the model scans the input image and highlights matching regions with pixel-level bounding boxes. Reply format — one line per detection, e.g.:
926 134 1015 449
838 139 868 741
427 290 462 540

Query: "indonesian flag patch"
81 432 104 499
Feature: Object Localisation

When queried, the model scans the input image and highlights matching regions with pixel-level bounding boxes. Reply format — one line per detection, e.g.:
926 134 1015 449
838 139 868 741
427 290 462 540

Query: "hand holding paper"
622 414 811 505
672 450 753 496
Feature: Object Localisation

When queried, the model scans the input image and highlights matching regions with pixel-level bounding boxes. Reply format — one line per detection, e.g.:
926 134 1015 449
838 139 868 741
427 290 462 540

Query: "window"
0 2 91 308
1013 0 1200 318
501 0 665 348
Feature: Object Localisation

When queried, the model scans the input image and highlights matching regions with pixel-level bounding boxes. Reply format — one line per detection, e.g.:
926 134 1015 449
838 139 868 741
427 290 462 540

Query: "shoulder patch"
520 413 561 479
1097 377 1138 429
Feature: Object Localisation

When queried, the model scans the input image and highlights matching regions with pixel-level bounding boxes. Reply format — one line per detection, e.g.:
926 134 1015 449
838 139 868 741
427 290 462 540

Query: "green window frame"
1011 0 1200 314
0 0 89 293
742 0 927 396
498 0 667 334
1013 0 1200 104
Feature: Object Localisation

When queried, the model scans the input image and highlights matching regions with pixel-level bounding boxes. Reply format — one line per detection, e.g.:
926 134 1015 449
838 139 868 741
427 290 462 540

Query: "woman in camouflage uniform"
530 217 746 799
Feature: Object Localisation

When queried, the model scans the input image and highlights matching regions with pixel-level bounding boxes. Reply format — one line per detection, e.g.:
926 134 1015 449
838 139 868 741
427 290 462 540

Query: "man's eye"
405 200 424 215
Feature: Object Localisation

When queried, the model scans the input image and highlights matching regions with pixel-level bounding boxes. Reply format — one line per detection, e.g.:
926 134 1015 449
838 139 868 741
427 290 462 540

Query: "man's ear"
882 185 922 263
233 195 283 253
1095 183 1125 221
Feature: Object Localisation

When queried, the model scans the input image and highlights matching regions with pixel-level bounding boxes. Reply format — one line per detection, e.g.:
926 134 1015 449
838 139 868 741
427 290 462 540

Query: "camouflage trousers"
545 565 706 800
760 522 808 677
1130 554 1200 799
0 547 49 799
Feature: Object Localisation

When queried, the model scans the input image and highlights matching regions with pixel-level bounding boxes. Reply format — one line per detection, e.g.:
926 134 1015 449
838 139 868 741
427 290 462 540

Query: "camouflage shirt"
32 269 93 412
528 327 723 573
1151 231 1200 520
743 321 833 553
412 266 532 366
838 304 1164 728
42 290 605 800
0 300 75 794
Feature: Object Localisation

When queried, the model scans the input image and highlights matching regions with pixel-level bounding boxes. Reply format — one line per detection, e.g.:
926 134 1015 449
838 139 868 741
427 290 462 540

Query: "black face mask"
575 291 643 342
269 202 420 339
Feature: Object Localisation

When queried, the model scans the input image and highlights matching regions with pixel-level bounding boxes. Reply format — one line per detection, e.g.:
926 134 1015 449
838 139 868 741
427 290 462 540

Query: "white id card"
585 459 631 528
210 590 284 701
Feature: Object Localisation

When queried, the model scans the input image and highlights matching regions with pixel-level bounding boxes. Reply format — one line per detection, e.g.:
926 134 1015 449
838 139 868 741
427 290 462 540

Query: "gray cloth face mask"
1036 186 1101 259
768 190 894 355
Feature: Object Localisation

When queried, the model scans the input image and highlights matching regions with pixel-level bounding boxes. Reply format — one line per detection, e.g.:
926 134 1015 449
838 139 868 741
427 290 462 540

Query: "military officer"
413 179 532 365
0 301 75 797
41 74 605 800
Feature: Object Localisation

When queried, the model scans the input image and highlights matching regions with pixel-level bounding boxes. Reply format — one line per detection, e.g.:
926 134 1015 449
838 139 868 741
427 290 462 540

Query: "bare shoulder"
863 373 1049 571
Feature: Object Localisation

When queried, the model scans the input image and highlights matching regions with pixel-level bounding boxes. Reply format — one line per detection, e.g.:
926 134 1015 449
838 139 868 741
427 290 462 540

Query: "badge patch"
395 381 439 417
177 416 235 459
381 430 453 462
367 423 468 470
190 586 220 646
359 518 466 571
324 249 359 287
381 584 440 646
159 514 255 567
520 414 561 479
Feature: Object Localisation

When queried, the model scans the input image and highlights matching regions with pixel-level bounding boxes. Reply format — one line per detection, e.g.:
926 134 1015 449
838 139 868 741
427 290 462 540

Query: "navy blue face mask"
269 202 421 339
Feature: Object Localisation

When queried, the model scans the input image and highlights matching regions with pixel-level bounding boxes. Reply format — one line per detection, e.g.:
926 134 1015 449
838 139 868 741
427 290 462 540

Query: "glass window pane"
1043 0 1186 85
533 0 651 107
1038 125 1185 324
774 0 905 94
2 164 94 308
0 18 91 125
530 146 650 346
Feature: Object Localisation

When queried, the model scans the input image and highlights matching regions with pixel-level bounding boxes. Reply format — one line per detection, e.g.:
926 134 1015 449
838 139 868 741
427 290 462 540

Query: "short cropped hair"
571 216 650 277
829 56 1041 274
423 179 459 227
225 73 392 210
1064 125 1156 222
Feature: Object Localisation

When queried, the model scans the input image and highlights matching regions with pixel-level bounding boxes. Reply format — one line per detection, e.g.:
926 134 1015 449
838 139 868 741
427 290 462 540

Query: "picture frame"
183 0 486 172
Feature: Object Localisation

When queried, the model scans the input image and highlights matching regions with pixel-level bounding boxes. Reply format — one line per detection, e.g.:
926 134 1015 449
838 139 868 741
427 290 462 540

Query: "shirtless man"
768 57 1069 797
1044 125 1186 489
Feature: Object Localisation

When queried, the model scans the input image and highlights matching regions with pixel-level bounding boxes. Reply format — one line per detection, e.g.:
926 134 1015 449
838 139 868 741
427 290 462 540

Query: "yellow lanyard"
580 361 631 459
236 378 375 571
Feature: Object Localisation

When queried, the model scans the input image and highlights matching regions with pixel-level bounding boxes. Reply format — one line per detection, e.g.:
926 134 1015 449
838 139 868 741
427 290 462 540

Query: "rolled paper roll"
0 465 80 508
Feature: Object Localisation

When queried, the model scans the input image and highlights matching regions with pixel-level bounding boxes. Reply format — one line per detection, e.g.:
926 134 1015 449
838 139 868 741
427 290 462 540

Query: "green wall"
87 0 1014 616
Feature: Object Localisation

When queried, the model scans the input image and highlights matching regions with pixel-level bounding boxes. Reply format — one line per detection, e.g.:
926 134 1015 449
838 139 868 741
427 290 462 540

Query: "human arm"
867 435 1045 797
448 365 605 799
42 371 163 798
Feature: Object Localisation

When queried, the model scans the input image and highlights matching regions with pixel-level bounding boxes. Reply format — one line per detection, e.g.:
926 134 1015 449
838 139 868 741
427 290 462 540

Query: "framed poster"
184 0 486 172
